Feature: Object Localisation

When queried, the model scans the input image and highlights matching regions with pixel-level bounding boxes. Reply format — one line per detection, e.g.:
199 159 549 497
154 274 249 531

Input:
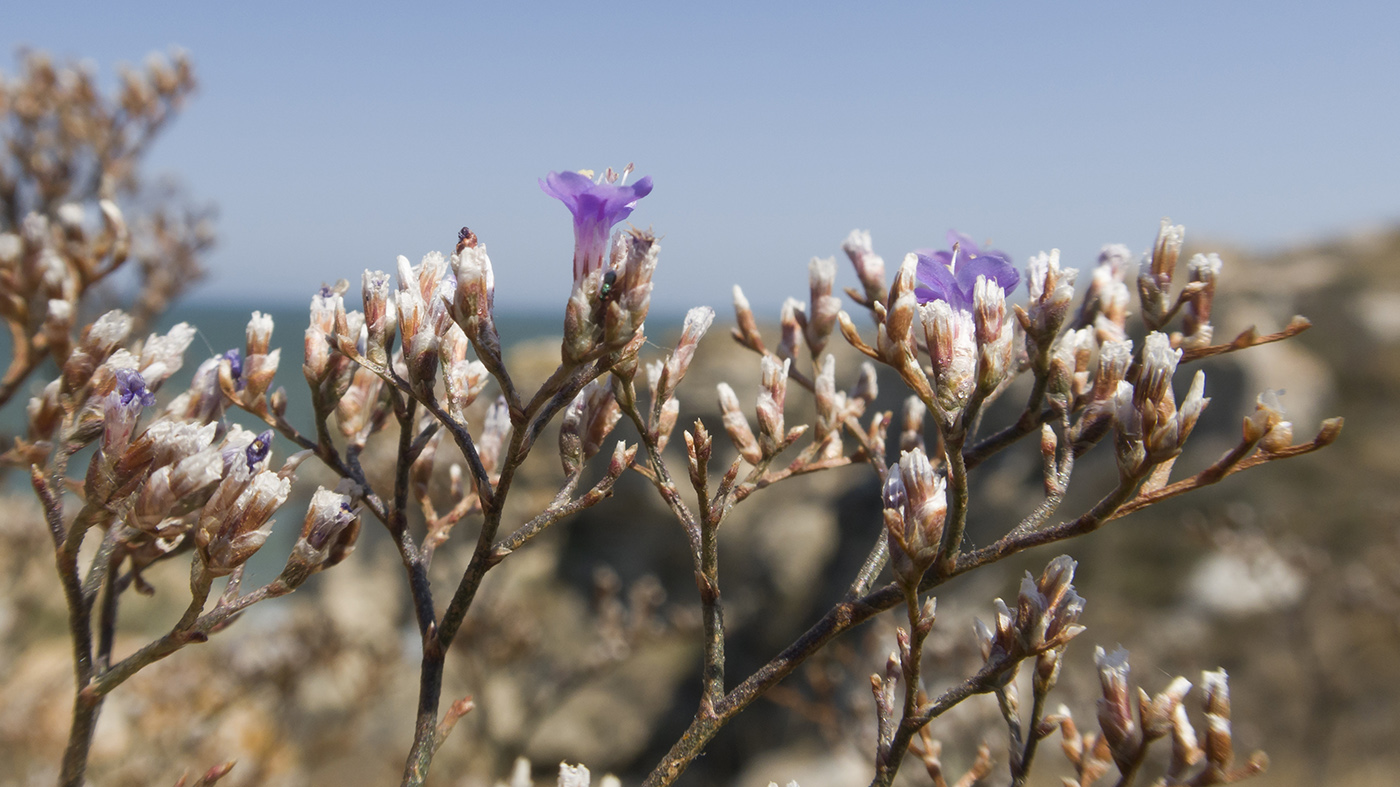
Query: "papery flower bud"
449 243 501 359
1095 646 1140 770
920 299 978 412
609 440 637 477
1112 380 1146 477
812 354 842 452
1138 332 1182 410
1169 699 1204 777
654 397 680 453
717 382 761 464
1140 676 1193 742
900 395 926 453
806 256 842 354
1016 556 1086 653
973 598 1020 684
842 229 887 305
443 356 489 423
102 368 155 458
756 356 790 457
27 379 63 441
731 285 764 352
1092 339 1134 401
881 256 919 363
477 396 511 477
395 257 440 395
362 269 395 366
282 484 362 585
601 228 659 351
882 449 947 588
776 297 805 362
131 445 222 531
658 306 714 404
1244 389 1286 444
1022 249 1078 344
853 361 878 403
143 419 218 470
1182 253 1222 349
974 276 1013 393
43 299 74 363
334 367 381 445
304 286 340 387
64 310 133 396
1094 278 1132 344
562 379 621 473
242 348 281 403
1139 220 1185 329
1201 668 1233 772
198 469 291 575
245 310 274 356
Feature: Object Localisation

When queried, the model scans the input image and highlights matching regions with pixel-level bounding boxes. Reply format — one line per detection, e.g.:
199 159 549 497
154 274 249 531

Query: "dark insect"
455 227 477 254
600 269 619 301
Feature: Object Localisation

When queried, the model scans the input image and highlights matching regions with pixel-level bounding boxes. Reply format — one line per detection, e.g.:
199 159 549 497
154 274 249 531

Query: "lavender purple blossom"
913 230 1020 308
114 368 156 407
540 168 653 282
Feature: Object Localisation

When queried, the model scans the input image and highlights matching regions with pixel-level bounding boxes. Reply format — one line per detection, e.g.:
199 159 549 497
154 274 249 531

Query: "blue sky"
8 2 1399 314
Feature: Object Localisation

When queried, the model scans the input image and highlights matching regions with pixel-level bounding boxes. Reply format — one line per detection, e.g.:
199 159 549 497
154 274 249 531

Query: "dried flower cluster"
1 53 1343 787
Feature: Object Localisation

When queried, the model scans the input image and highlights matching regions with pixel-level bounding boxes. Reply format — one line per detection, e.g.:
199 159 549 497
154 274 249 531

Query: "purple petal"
914 252 965 308
954 251 1020 298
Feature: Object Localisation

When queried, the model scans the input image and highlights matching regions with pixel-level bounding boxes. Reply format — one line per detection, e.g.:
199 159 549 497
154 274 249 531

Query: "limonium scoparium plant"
4 67 1341 787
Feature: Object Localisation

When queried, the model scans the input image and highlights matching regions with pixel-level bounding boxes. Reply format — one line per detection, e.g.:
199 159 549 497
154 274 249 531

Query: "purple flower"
223 349 245 391
114 368 156 407
245 429 274 470
914 231 1020 308
540 169 653 282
